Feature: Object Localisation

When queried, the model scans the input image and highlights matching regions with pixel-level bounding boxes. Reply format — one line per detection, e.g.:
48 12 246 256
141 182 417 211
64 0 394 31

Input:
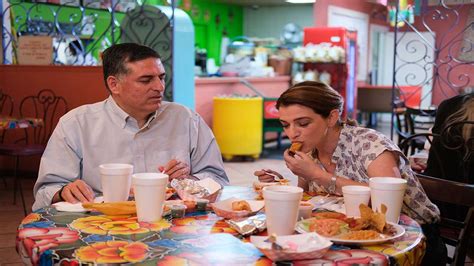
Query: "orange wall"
0 65 108 172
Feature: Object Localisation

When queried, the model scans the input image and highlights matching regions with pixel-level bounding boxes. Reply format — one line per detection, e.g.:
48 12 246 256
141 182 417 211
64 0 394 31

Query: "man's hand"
54 180 95 204
158 159 191 181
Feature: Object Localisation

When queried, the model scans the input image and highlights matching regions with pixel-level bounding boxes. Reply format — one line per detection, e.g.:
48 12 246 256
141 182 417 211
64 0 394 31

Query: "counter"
195 76 291 127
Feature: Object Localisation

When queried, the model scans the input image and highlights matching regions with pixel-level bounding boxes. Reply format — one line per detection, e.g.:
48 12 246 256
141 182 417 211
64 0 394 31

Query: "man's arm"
32 119 84 211
189 113 229 186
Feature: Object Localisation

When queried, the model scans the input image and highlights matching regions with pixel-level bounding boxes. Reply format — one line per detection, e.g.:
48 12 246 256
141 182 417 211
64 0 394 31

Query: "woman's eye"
298 122 309 127
280 123 289 128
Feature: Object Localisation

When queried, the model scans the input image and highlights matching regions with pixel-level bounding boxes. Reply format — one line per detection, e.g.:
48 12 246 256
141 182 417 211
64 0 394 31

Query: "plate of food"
295 204 405 245
253 179 290 200
211 197 264 219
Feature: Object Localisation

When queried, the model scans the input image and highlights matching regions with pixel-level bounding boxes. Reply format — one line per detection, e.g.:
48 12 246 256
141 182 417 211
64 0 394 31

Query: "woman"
255 81 445 265
424 93 473 182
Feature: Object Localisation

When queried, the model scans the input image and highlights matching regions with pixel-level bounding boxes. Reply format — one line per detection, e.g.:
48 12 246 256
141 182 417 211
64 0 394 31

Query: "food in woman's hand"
232 200 252 212
288 142 302 156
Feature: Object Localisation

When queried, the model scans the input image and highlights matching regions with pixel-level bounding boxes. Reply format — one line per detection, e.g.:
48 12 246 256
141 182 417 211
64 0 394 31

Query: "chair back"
439 120 474 181
19 89 68 144
0 91 14 143
416 173 474 266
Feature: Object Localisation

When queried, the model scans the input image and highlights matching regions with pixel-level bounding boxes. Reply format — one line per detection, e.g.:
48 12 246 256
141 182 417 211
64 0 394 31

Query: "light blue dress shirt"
32 97 228 211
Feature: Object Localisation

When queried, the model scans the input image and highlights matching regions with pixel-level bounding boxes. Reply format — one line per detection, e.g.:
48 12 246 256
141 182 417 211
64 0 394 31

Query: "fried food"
353 204 387 232
82 201 136 216
308 218 348 237
312 211 347 220
288 142 302 156
232 200 252 212
340 230 383 240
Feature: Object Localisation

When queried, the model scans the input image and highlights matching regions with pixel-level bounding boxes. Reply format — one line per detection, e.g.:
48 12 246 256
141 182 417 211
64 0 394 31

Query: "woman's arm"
367 150 402 178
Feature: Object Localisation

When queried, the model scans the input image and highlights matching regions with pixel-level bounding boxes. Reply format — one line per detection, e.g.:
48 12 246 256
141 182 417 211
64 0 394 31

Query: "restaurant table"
16 186 426 265
0 116 43 129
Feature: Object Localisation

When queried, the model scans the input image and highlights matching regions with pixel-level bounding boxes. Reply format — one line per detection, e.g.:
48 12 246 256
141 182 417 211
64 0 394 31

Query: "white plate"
308 196 345 213
295 219 405 245
52 196 104 212
250 233 332 261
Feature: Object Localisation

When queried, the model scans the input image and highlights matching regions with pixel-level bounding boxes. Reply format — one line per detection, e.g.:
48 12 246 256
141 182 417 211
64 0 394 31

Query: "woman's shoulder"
340 124 400 154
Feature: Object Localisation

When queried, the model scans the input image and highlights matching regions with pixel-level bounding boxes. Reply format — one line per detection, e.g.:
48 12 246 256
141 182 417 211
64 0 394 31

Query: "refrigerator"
303 27 358 119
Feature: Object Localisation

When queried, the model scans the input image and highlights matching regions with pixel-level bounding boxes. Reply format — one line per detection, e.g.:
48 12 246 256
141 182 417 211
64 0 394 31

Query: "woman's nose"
285 125 299 139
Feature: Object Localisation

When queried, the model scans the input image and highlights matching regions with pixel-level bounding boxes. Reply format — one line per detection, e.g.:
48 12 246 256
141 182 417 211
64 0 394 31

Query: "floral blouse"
309 124 440 224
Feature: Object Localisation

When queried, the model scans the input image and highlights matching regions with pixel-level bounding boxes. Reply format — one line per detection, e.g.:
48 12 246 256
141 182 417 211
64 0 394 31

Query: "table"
16 186 426 265
0 116 43 129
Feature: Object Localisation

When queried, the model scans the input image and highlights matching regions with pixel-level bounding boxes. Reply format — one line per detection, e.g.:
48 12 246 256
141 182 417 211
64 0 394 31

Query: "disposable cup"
369 177 407 223
342 185 371 217
132 173 168 222
99 163 134 202
263 185 303 235
298 201 314 220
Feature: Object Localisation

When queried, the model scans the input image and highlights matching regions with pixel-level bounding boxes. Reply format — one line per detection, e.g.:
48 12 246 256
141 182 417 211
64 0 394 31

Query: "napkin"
52 196 104 212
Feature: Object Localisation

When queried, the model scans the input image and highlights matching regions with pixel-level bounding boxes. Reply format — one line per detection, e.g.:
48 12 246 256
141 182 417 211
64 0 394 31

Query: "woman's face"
278 104 331 153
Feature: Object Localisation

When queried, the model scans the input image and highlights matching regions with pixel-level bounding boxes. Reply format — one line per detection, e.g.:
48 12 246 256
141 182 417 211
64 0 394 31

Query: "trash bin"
213 97 263 160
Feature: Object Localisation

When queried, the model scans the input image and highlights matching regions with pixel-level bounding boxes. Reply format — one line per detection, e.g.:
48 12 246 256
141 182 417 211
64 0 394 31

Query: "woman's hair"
443 94 474 152
276 81 357 126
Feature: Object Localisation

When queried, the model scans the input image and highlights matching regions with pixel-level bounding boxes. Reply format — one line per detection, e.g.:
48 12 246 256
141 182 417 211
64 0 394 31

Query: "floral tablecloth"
0 116 43 129
16 187 425 265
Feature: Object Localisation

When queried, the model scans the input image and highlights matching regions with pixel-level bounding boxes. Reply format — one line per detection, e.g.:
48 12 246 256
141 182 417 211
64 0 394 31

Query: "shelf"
294 61 345 65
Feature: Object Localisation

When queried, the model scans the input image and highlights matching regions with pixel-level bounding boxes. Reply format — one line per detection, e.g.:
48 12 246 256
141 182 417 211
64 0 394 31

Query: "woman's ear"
327 109 340 127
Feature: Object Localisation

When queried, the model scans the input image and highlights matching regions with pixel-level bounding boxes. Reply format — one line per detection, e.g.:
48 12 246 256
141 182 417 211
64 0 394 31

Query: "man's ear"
328 109 340 127
107 76 119 94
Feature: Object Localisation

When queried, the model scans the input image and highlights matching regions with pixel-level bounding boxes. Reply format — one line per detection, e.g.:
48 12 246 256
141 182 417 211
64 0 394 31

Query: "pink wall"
313 1 473 105
410 6 472 105
313 0 388 27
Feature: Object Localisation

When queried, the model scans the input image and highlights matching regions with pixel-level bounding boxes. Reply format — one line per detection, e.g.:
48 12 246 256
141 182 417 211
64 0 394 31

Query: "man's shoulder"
161 101 195 116
60 100 106 124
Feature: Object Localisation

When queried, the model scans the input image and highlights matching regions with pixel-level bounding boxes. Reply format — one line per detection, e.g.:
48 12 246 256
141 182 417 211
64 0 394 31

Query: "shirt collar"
106 96 158 130
106 96 129 129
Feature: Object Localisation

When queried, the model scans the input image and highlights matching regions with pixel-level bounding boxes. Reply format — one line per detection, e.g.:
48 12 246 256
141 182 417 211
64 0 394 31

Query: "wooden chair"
0 91 14 187
416 174 474 265
395 106 437 153
0 89 68 215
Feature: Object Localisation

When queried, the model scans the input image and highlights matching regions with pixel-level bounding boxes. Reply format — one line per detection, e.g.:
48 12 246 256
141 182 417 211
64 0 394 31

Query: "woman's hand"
253 169 283 182
284 150 324 182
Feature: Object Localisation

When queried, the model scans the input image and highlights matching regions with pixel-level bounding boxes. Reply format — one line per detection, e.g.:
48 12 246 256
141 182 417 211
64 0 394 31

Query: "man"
33 43 228 211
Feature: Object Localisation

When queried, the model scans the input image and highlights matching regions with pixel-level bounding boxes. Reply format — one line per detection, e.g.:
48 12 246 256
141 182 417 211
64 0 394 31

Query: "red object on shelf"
303 27 358 119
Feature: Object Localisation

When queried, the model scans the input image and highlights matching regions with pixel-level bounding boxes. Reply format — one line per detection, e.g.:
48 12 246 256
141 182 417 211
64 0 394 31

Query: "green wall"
9 0 243 64
156 0 243 64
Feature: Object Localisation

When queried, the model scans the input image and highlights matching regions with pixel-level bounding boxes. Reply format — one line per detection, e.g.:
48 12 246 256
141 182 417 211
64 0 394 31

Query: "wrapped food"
226 214 267 236
170 178 222 202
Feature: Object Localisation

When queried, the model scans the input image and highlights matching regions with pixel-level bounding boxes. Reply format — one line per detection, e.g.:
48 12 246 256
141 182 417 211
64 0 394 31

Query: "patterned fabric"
309 124 440 224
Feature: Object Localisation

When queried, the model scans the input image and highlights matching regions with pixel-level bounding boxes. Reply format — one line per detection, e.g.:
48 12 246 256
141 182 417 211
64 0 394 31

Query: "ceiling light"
286 0 316 3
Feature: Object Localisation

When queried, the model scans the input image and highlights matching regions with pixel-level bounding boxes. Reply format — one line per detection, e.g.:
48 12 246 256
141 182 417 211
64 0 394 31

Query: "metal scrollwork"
391 0 474 139
2 0 174 100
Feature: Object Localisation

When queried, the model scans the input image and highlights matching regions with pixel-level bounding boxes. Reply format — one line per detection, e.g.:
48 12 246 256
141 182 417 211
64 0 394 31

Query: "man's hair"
102 43 161 91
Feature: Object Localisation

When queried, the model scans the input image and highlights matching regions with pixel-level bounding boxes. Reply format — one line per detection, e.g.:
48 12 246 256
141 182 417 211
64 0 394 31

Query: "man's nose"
152 78 165 92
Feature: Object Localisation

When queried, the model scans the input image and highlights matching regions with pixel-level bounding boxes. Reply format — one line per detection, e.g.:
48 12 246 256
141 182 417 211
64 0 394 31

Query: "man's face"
107 57 166 119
